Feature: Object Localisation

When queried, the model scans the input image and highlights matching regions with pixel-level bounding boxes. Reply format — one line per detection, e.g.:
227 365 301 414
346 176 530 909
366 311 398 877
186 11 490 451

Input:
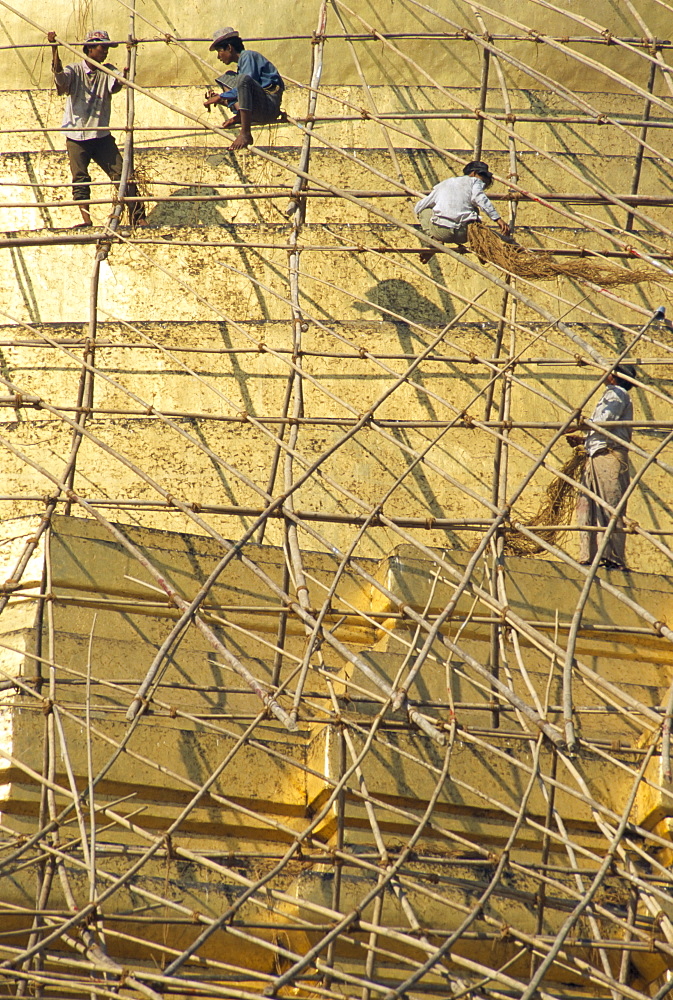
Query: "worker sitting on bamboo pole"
48 29 147 229
203 27 284 150
566 364 637 572
414 160 510 264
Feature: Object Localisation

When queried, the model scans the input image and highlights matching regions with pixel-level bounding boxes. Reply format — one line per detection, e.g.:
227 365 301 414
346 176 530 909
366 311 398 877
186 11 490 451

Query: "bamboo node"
460 411 474 427
474 108 484 119
146 405 154 415
165 833 177 859
602 30 615 44
169 706 177 718
191 910 202 923
574 354 588 366
360 108 370 119
190 501 202 513
41 698 53 716
358 346 368 358
257 342 266 352
425 517 435 530
653 621 667 635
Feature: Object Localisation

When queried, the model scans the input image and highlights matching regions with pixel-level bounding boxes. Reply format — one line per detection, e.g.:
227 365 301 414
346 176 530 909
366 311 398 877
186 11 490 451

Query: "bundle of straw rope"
467 222 666 286
504 446 587 556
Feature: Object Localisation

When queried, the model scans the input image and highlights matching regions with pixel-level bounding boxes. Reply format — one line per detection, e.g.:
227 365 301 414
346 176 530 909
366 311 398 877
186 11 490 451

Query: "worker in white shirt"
48 28 146 228
414 160 510 264
566 364 637 571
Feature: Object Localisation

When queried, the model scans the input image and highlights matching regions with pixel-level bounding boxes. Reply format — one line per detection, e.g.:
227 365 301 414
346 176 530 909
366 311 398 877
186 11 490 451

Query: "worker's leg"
66 138 94 226
417 208 468 262
592 449 630 566
576 458 597 564
93 133 147 225
230 75 282 149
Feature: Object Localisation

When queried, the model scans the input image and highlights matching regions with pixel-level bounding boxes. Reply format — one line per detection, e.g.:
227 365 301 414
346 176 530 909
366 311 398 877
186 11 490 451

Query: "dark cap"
612 363 637 389
463 159 494 186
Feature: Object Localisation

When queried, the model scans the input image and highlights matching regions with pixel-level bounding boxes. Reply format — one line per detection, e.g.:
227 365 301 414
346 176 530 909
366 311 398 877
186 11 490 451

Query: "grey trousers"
235 75 283 122
417 207 469 245
576 448 630 564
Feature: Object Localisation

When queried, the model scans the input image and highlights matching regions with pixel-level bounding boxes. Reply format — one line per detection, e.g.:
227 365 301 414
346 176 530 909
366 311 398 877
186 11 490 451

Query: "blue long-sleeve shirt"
219 50 283 106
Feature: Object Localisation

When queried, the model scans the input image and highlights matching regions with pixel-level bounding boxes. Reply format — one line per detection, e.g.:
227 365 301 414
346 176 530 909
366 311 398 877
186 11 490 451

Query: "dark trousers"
66 134 146 222
236 75 283 122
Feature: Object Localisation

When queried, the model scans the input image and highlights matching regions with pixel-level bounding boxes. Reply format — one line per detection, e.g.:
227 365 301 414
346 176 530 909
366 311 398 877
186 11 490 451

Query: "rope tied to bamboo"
503 446 588 555
466 222 670 287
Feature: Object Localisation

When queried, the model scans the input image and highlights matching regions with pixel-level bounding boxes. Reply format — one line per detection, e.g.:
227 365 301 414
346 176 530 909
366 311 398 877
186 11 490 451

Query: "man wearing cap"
566 364 637 571
204 28 284 150
47 29 146 227
414 160 510 264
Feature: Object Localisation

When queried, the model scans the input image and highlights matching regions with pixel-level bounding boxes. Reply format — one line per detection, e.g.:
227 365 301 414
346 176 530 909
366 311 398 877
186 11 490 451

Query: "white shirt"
584 385 633 457
54 60 122 141
414 175 500 228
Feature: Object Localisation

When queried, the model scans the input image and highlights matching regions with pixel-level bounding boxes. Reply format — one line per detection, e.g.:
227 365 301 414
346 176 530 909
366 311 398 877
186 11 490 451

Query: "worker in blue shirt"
204 27 284 149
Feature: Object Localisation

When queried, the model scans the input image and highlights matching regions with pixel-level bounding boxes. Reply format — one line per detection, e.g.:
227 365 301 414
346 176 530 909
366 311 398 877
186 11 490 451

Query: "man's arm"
473 181 511 236
414 186 437 215
48 31 70 94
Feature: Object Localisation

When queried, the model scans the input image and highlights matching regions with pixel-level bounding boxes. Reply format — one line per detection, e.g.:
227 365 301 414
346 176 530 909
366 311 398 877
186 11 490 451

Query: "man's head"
210 27 245 63
83 29 116 62
463 159 494 188
608 363 637 391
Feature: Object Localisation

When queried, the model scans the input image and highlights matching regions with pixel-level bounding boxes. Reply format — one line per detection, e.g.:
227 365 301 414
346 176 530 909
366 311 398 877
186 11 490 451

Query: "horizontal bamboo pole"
3 232 673 261
0 495 671 535
5 31 673 48
2 399 673 431
5 190 673 209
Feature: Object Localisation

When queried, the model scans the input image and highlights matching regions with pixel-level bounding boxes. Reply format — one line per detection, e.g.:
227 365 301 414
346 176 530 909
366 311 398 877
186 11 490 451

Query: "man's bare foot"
222 114 241 130
133 218 148 228
229 130 254 150
419 249 436 264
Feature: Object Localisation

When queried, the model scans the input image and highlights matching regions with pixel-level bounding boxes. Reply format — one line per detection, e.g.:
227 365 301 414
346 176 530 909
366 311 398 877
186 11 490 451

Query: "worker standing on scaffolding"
566 364 637 571
203 28 284 150
47 29 147 229
414 160 510 264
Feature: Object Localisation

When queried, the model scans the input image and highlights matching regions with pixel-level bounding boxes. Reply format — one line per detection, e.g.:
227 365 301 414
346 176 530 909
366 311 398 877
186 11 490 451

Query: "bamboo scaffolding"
1 3 673 1000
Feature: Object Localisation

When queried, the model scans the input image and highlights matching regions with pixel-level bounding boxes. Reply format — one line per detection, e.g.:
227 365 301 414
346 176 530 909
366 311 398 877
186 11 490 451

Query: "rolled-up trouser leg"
417 208 469 245
236 74 283 123
92 133 146 223
577 448 629 564
66 138 94 203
